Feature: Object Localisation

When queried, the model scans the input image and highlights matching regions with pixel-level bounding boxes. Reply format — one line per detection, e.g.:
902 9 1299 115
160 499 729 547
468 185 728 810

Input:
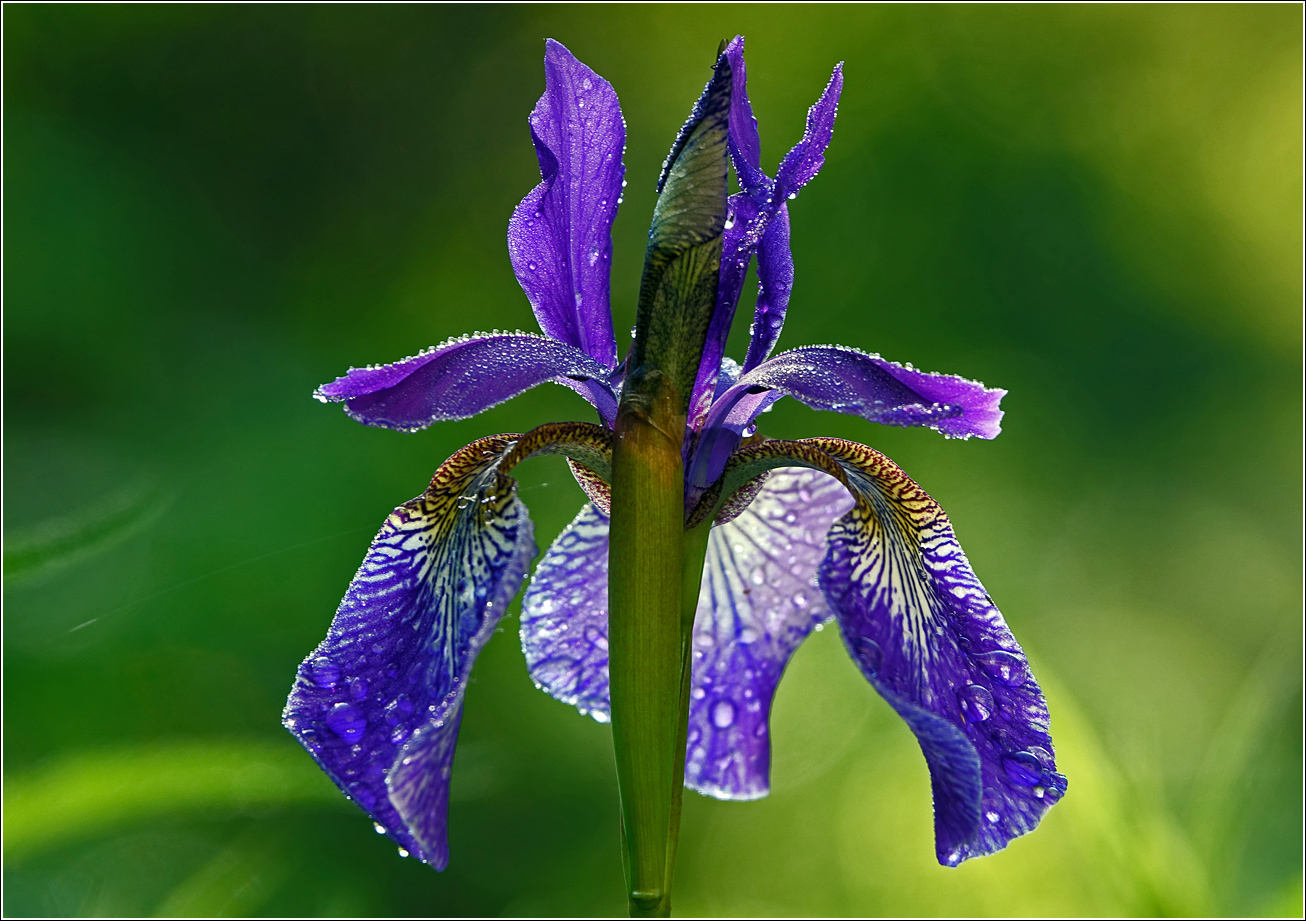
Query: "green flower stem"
609 377 687 918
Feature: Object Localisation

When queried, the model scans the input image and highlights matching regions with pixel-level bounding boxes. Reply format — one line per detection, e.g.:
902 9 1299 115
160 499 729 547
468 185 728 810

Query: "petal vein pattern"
807 437 1064 865
283 436 535 869
284 422 612 870
520 469 854 800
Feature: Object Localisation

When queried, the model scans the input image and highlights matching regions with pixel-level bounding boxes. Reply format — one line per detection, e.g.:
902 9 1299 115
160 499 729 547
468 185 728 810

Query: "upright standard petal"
282 435 536 868
315 333 619 431
508 39 625 368
520 469 854 801
284 423 612 869
688 47 844 428
714 438 1064 866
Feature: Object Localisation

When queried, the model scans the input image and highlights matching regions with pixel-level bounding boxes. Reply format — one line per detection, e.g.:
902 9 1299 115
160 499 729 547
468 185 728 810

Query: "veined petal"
284 423 612 870
282 435 535 869
519 469 854 802
507 39 624 367
315 333 619 431
520 502 612 721
686 467 852 799
704 345 1005 456
715 438 1064 865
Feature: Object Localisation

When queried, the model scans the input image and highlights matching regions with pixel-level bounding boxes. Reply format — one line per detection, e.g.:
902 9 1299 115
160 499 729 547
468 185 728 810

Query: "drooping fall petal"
716 437 1064 865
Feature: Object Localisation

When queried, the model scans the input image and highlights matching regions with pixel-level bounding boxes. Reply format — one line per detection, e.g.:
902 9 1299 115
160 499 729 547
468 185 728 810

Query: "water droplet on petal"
691 686 706 700
853 637 882 676
976 650 1029 687
957 684 994 722
985 810 1000 824
374 822 387 834
325 701 367 743
712 700 735 728
1001 751 1044 786
310 656 340 689
397 847 410 858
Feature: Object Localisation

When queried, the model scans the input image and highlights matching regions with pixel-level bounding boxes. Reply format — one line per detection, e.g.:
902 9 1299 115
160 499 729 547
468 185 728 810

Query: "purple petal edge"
315 333 619 431
283 437 536 869
507 39 625 368
811 438 1064 865
706 345 1005 445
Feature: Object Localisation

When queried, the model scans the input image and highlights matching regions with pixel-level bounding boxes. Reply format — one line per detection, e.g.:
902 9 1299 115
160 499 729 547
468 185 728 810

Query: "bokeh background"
4 4 1301 917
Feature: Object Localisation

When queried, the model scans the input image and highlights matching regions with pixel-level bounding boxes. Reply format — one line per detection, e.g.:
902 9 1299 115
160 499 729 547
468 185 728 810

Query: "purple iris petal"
688 194 761 427
686 468 853 799
703 346 1005 464
722 36 766 196
283 436 537 869
773 63 844 202
315 334 619 431
688 42 844 430
507 39 624 368
811 437 1063 865
520 470 853 801
520 502 612 721
740 204 793 372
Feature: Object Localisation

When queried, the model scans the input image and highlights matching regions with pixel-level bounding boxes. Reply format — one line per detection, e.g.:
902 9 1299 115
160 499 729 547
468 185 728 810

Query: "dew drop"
957 684 994 722
397 847 410 858
1001 751 1044 786
976 650 1029 687
853 637 882 675
374 822 387 835
691 686 706 700
813 622 824 632
985 810 1000 824
325 701 367 743
349 676 369 701
310 656 340 689
711 700 736 729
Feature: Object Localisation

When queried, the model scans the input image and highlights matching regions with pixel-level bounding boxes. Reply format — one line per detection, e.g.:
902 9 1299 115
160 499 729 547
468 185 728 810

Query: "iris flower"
284 36 1064 914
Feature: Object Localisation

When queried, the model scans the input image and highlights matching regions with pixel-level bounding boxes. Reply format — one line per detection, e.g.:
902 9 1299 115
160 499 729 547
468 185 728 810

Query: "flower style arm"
283 423 612 868
315 333 620 430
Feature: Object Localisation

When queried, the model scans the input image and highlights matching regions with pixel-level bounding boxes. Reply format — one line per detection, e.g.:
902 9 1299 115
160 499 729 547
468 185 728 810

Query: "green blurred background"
4 4 1301 917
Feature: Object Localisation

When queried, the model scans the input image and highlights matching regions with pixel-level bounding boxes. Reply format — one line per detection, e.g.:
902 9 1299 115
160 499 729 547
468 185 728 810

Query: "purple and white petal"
520 503 612 722
315 333 618 431
707 346 1005 444
685 468 853 799
773 64 844 202
283 435 536 869
507 39 625 368
810 437 1063 865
